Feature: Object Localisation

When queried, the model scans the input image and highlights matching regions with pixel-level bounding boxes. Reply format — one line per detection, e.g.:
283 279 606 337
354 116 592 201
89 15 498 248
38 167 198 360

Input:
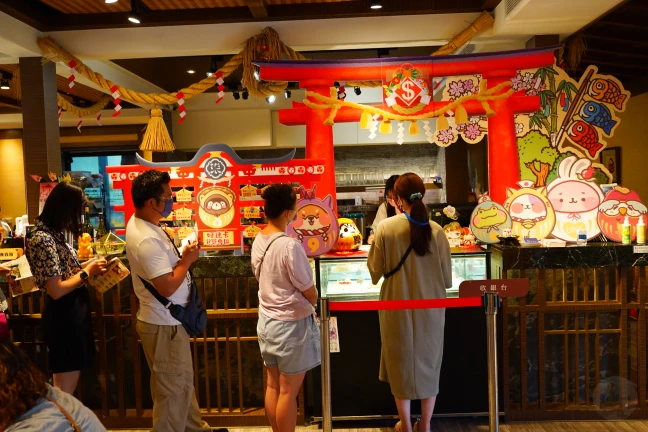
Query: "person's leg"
419 397 437 432
265 366 281 432
52 371 80 394
183 328 212 432
276 371 306 432
394 397 412 432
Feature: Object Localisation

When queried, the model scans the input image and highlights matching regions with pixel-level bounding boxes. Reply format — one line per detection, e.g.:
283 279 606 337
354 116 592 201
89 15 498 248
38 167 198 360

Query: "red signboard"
458 278 529 299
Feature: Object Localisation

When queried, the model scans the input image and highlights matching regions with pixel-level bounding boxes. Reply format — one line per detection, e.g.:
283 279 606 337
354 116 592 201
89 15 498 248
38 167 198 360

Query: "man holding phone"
126 170 210 432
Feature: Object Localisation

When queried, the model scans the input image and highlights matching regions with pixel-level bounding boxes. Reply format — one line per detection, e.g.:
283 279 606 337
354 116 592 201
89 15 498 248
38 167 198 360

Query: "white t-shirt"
251 233 314 321
126 216 191 325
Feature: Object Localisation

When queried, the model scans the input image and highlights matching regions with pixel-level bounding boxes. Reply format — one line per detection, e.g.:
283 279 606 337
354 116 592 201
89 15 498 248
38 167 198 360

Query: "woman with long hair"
26 182 107 394
368 174 400 244
0 339 105 431
251 184 320 432
368 173 452 432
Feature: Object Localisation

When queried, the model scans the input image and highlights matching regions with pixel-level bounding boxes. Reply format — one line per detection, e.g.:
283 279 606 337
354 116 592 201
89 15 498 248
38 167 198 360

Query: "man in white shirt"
126 170 210 432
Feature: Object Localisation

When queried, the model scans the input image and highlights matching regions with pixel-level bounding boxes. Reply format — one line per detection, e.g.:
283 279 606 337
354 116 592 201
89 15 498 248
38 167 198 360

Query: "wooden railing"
1 256 304 429
491 245 647 422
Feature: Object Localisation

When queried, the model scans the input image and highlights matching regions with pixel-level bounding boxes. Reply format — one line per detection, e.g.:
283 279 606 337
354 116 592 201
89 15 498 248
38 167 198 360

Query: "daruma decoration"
470 193 512 244
598 186 648 243
547 156 605 241
333 218 363 252
504 180 556 241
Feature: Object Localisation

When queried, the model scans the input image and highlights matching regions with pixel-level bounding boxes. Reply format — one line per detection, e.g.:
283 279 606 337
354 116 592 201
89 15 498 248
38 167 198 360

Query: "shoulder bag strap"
258 234 287 274
45 395 81 432
384 244 414 279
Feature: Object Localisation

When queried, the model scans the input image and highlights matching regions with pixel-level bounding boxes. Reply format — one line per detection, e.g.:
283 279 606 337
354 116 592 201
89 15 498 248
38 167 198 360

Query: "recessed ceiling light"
370 0 382 9
105 0 119 3
187 70 196 74
266 95 276 104
0 81 9 90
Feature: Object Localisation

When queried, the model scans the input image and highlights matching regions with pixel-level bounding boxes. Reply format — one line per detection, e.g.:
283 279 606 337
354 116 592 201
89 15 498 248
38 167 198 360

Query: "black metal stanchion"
319 297 332 432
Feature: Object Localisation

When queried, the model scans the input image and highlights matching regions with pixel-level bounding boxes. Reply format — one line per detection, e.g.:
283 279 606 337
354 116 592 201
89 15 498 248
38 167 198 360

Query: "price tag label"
108 189 123 202
85 187 102 199
203 230 236 247
634 245 648 254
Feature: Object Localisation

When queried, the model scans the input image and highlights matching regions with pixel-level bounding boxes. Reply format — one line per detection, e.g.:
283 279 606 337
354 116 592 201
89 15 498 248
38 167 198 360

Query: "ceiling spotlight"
370 0 382 9
206 56 218 77
187 70 195 74
128 0 141 23
354 87 361 95
284 89 291 99
0 78 9 90
233 91 240 100
266 95 276 104
242 90 249 100
105 0 118 3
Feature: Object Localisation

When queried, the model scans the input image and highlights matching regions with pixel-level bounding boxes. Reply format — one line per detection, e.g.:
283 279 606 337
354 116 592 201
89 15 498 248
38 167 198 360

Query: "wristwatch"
79 270 89 282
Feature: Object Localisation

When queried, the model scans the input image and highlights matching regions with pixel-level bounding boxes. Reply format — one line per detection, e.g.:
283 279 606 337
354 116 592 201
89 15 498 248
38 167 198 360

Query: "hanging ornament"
96 113 102 126
215 71 225 104
110 85 122 117
455 104 469 125
396 121 405 145
337 82 346 100
368 114 380 140
76 117 83 133
409 120 419 136
437 115 449 131
423 120 434 143
177 91 187 124
379 120 392 134
67 60 77 94
360 111 372 130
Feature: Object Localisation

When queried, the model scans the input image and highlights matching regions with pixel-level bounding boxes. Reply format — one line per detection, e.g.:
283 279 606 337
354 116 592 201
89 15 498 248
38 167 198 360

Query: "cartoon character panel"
105 144 329 252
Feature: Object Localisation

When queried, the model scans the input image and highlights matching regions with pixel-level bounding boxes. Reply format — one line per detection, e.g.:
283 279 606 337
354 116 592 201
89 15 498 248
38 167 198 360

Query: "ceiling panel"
142 0 246 9
40 0 131 14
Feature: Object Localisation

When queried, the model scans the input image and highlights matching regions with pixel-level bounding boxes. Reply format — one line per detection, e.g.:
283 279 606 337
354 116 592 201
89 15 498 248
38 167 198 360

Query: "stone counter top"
489 243 648 269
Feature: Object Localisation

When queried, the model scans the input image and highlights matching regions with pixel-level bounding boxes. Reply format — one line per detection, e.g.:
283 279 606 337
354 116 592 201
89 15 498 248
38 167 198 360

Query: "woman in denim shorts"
251 184 320 432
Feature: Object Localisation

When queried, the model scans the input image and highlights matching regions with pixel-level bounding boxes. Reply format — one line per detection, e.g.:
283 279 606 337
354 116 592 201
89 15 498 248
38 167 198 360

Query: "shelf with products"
336 182 442 193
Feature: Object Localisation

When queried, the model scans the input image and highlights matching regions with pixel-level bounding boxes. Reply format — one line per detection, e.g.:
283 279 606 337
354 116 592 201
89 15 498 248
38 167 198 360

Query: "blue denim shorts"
257 311 321 375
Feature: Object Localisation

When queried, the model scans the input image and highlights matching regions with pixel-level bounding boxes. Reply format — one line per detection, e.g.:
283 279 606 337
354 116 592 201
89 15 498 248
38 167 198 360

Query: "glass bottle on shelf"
96 212 109 238
82 206 95 240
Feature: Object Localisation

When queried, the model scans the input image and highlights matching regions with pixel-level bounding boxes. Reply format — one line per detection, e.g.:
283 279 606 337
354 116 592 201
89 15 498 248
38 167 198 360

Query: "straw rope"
39 12 494 113
57 93 113 117
303 81 514 124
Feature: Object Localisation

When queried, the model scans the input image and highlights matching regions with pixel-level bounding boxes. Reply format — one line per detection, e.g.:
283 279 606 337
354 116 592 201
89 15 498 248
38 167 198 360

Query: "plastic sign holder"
459 278 530 432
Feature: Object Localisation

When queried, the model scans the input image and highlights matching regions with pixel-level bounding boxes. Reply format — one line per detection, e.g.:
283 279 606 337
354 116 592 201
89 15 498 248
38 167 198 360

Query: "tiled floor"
110 421 648 431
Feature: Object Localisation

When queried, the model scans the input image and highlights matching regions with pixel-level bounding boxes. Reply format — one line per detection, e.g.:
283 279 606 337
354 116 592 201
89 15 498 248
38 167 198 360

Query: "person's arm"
435 226 453 288
367 224 385 285
0 263 11 276
148 241 200 297
285 241 318 306
43 259 107 300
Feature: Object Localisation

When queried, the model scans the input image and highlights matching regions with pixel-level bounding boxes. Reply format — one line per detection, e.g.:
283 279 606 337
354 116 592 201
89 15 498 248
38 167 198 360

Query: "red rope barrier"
329 297 482 311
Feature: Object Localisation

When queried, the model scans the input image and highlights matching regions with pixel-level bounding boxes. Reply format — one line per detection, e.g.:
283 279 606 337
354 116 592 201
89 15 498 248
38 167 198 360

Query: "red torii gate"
257 47 556 204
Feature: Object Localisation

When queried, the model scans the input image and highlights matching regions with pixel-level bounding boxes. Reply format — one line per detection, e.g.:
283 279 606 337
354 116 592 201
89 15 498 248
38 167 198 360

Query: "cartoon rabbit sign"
546 156 605 241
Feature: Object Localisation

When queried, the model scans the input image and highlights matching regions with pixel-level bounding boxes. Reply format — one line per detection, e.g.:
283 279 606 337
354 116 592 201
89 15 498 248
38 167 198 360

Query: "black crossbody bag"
383 244 414 279
138 232 207 336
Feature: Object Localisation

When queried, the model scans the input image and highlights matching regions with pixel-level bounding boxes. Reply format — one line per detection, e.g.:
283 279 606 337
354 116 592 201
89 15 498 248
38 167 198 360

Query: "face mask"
156 199 174 218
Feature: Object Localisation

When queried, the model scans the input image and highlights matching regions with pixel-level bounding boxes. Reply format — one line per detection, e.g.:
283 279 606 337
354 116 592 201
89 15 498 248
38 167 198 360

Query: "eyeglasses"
156 196 174 202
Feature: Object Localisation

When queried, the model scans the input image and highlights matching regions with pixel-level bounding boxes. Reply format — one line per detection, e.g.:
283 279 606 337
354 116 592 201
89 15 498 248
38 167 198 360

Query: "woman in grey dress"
368 173 452 432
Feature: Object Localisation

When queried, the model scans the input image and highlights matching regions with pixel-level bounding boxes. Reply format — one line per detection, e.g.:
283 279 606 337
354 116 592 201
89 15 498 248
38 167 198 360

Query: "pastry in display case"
315 247 489 300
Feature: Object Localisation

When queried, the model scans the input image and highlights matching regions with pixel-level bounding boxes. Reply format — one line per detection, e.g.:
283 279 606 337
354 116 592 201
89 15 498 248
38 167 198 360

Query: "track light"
284 89 291 99
206 56 218 77
128 0 141 23
105 0 118 3
242 90 249 100
233 91 240 100
187 70 195 74
266 95 276 104
354 87 361 95
370 0 382 9
0 74 9 90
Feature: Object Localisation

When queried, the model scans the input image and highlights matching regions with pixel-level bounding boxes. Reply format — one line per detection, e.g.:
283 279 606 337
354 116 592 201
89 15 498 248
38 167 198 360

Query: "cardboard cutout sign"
288 186 339 257
106 144 327 252
504 180 555 241
598 186 647 242
470 193 512 244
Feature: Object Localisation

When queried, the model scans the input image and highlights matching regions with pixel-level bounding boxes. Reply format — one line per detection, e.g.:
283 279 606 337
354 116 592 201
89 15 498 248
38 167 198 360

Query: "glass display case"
315 246 489 300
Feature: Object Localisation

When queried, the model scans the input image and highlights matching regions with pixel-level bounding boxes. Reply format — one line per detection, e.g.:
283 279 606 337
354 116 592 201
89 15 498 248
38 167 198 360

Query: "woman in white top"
251 184 320 432
368 175 400 244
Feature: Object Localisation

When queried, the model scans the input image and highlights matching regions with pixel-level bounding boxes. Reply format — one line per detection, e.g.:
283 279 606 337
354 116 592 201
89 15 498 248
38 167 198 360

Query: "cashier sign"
458 278 529 298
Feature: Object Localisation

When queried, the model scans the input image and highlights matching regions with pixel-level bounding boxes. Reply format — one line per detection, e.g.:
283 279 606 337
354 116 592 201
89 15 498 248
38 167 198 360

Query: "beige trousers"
137 320 211 432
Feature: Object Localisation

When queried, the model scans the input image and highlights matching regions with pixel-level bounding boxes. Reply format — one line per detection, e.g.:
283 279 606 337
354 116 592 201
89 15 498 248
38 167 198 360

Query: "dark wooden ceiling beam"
0 95 21 110
586 48 648 61
0 0 485 31
481 0 502 10
585 33 648 48
243 0 267 19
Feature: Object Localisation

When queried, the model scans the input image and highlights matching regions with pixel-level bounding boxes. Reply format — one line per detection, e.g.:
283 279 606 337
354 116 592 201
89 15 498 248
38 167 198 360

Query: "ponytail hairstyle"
384 175 400 218
394 173 431 256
